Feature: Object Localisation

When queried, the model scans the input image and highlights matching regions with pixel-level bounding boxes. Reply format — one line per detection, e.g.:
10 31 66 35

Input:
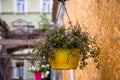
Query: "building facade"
0 0 53 30
0 0 53 80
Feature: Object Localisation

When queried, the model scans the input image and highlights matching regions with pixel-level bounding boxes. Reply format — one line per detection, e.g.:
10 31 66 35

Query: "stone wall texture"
62 0 120 80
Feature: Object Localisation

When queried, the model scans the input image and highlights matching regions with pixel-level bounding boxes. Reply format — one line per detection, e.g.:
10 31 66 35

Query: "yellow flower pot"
49 49 80 70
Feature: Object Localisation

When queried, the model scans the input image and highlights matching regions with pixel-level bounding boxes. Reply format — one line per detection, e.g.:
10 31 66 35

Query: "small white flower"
31 66 35 71
45 71 50 75
31 66 34 69
41 65 45 68
46 64 50 67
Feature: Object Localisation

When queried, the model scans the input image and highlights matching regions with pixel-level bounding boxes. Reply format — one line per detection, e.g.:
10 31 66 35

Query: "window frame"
14 0 27 13
40 0 52 13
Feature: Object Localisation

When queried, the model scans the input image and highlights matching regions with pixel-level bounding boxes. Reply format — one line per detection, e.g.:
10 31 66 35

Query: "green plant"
26 45 50 78
38 13 53 31
47 24 100 69
31 23 100 69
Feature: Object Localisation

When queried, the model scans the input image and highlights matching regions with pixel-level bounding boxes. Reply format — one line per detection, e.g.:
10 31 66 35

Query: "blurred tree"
39 13 53 31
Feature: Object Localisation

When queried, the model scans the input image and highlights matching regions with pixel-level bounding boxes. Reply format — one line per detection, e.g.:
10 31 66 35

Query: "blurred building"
0 0 53 30
0 0 53 80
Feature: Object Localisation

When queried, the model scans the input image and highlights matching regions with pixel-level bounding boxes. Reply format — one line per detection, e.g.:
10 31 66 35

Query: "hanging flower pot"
34 72 42 80
49 48 80 69
30 24 100 70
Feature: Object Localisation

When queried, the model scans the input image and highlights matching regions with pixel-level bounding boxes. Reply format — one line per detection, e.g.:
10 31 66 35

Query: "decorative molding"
11 18 28 27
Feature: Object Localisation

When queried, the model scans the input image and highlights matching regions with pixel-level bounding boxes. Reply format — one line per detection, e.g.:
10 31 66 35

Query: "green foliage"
31 24 100 69
27 42 50 73
39 13 53 30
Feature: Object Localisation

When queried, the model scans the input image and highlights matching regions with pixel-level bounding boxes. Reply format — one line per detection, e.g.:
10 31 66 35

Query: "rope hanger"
54 0 72 29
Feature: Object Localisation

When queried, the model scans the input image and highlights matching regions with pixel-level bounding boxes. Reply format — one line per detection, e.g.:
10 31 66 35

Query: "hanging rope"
61 0 72 24
54 0 72 29
55 2 63 21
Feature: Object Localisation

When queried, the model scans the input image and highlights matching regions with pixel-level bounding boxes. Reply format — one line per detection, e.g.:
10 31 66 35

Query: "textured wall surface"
62 0 120 80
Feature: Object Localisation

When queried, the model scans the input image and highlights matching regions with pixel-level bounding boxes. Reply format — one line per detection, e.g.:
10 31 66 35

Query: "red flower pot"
34 72 42 80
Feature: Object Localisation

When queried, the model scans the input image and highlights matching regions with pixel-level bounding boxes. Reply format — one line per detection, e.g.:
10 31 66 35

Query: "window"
0 0 2 13
16 0 27 13
12 62 24 79
42 0 52 13
16 67 24 78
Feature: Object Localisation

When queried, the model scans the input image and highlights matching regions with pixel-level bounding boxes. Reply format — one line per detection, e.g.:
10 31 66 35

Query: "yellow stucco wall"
62 0 120 80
